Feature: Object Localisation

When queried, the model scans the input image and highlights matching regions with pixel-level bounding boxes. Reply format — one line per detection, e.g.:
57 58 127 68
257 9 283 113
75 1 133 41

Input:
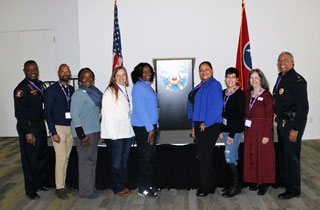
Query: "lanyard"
59 82 71 107
139 79 158 103
117 84 131 109
191 82 203 95
25 78 44 95
275 74 283 91
249 88 262 115
223 86 237 111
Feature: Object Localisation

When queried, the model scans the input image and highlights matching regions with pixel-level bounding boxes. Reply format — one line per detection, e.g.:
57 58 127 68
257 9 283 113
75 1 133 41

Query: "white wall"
78 0 320 140
0 0 80 136
1 0 319 139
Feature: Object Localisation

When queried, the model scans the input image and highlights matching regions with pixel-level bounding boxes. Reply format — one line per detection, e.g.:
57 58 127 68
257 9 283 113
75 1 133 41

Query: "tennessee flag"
236 1 252 92
112 1 123 71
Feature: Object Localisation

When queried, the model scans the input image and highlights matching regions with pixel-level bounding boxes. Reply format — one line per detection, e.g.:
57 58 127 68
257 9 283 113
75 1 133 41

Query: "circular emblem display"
160 65 188 92
279 88 284 95
243 42 252 70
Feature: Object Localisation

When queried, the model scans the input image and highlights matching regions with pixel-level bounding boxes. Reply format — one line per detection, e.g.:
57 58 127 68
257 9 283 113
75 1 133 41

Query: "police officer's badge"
160 66 188 92
279 88 284 95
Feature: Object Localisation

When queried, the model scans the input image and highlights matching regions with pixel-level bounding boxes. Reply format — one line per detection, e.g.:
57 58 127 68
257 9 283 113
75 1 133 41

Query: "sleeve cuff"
75 127 86 139
146 125 154 132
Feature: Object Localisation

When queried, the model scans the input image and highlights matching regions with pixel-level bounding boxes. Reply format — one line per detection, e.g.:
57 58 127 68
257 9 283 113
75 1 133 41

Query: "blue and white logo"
243 42 252 70
160 65 188 92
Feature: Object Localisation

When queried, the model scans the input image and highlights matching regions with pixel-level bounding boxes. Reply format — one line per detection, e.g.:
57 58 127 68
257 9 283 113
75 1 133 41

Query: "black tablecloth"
47 143 279 190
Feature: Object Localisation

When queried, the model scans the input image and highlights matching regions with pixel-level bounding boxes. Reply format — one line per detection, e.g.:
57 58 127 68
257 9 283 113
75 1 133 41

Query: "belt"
276 111 296 122
27 121 44 125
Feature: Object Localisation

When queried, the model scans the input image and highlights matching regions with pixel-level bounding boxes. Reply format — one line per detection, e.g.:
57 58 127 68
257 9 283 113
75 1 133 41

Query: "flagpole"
240 1 244 89
112 0 123 71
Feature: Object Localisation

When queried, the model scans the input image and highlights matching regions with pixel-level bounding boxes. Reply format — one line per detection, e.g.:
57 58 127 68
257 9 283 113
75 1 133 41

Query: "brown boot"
55 188 69 199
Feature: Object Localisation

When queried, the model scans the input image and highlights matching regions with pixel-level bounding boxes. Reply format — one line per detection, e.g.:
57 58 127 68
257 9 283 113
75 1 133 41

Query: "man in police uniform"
273 52 309 200
14 60 49 200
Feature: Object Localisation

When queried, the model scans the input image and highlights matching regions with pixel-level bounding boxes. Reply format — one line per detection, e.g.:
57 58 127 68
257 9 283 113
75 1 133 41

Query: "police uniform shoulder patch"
16 89 23 98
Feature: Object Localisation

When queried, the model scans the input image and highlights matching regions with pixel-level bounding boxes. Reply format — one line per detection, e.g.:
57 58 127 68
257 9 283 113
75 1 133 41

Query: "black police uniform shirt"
273 68 309 130
14 78 46 135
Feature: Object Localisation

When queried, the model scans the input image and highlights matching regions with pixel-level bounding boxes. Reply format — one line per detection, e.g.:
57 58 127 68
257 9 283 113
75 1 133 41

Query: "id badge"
65 112 71 119
245 119 252 127
258 97 264 101
223 118 227 126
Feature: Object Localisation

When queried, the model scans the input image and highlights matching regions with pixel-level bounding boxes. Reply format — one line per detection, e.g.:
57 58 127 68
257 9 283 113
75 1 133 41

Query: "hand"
191 127 195 138
289 129 298 142
81 136 89 147
262 137 269 144
52 134 61 143
200 123 206 132
219 133 223 140
26 133 36 146
226 136 234 145
148 129 155 145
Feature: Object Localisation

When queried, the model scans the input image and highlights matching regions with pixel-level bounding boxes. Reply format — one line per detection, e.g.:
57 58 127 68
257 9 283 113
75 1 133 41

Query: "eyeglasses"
277 58 292 63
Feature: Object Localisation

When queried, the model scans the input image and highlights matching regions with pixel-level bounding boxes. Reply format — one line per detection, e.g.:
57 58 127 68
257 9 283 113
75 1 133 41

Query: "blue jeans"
104 137 133 193
223 132 243 165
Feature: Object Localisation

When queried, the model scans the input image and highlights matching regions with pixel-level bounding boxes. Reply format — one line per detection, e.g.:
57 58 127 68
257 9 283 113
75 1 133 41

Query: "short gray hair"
279 51 294 61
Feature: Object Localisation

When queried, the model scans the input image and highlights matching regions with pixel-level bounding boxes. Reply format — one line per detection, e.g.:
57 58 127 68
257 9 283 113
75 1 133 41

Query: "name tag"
258 97 264 101
65 112 71 119
245 119 252 127
223 118 227 126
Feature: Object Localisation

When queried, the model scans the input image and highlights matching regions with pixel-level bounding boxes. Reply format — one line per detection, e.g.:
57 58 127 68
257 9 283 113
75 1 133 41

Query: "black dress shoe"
249 184 260 191
257 185 268 196
278 191 301 200
55 189 69 199
27 192 40 200
196 190 208 197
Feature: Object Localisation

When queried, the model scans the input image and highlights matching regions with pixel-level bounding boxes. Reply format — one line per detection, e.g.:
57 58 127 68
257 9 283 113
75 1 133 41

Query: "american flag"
236 1 252 93
112 1 123 71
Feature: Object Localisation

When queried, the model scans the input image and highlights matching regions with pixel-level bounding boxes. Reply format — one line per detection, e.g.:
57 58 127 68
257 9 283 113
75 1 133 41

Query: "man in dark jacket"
273 52 309 200
14 60 49 200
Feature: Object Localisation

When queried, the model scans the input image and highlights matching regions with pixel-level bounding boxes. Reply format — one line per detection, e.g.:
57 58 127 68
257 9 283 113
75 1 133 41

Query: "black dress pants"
194 122 221 193
133 125 157 191
17 123 48 194
277 120 305 193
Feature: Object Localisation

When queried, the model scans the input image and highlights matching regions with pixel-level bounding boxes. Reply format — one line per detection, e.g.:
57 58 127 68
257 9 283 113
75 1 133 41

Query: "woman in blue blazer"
188 61 223 197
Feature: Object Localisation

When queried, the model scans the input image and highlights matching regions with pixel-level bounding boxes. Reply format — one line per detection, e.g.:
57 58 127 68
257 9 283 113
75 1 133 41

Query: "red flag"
112 1 123 71
236 1 252 93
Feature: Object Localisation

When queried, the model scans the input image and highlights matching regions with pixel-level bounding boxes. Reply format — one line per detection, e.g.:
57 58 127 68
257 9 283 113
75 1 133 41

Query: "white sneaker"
138 189 158 198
